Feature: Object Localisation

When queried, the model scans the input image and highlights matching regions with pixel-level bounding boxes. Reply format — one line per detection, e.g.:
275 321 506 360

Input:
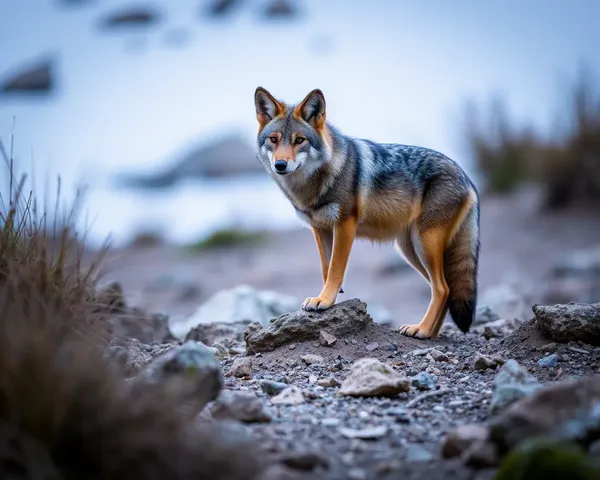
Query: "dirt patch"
254 321 463 369
497 318 600 382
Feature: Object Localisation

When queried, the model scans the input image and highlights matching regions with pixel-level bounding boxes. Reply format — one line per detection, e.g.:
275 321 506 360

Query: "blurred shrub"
189 227 267 252
128 228 166 248
464 64 600 210
495 437 600 480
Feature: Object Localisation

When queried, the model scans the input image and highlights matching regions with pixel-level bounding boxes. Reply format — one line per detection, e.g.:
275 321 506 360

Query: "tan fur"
312 226 332 285
398 190 477 339
273 143 296 161
447 188 477 245
443 189 479 304
398 225 450 338
302 216 357 310
355 190 422 242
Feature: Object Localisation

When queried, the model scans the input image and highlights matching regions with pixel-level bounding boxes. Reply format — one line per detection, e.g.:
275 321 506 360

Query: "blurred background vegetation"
464 63 600 210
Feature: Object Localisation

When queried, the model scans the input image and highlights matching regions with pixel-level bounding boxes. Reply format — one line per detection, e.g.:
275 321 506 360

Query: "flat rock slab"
533 302 600 346
244 299 373 353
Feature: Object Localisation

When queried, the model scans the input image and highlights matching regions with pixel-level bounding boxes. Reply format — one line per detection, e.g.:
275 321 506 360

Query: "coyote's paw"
302 295 335 311
398 324 434 339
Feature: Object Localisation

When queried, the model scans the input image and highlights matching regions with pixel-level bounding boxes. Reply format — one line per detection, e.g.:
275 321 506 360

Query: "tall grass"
0 134 264 479
464 64 600 210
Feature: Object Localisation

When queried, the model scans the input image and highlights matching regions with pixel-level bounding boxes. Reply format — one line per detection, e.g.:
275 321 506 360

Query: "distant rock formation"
114 134 264 189
0 58 55 94
98 6 162 30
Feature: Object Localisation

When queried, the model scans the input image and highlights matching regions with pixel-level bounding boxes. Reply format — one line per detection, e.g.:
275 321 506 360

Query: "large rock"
442 424 490 459
185 321 250 346
533 302 600 346
490 360 541 414
205 0 241 17
489 376 600 454
263 0 298 19
98 7 161 29
104 338 179 375
553 247 600 278
210 390 272 423
94 282 177 344
339 358 411 398
1 59 54 94
172 285 298 340
114 134 263 188
135 341 223 415
479 284 530 322
244 299 373 353
544 247 600 304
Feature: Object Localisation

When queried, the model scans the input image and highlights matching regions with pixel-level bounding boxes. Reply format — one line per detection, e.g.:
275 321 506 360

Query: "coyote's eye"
294 137 305 145
269 136 278 144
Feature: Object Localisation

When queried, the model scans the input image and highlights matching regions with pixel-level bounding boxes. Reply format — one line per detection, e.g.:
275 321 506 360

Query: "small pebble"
322 418 341 427
318 377 341 388
260 379 289 396
339 425 388 440
405 444 434 462
411 372 436 391
347 468 367 480
537 353 559 368
412 348 432 357
430 349 449 362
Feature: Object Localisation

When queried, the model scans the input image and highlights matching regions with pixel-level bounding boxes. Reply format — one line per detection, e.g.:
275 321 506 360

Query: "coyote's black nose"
274 160 288 172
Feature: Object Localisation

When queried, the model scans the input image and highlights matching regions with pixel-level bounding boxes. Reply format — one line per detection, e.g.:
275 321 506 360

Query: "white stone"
169 284 299 340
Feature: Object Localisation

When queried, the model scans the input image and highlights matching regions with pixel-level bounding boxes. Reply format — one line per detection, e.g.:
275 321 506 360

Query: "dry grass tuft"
0 135 265 479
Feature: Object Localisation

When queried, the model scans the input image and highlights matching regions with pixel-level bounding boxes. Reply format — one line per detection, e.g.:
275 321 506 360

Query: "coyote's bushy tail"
443 201 480 333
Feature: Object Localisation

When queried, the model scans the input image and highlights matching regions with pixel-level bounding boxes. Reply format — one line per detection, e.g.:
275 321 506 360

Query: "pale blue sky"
1 0 599 245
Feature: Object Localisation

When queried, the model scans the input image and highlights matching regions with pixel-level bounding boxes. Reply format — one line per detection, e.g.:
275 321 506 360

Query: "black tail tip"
448 297 476 334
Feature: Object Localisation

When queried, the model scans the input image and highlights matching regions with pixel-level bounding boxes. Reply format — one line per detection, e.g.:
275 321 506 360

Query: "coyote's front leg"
312 227 345 294
303 217 356 311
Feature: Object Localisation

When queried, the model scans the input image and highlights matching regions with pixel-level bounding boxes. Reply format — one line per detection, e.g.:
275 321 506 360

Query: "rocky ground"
101 286 600 480
90 189 600 479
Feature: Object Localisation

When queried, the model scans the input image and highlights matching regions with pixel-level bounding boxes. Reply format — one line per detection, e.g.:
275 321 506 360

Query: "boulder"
244 299 373 353
1 59 54 94
490 359 541 414
489 376 600 454
173 285 298 340
210 390 272 423
533 302 600 346
99 7 161 29
135 340 223 415
114 134 263 188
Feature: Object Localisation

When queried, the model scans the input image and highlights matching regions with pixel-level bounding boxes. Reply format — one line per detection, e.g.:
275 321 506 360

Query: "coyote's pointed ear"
255 87 285 129
294 89 326 130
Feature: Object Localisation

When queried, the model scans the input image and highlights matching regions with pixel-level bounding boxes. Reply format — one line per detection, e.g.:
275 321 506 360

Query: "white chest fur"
295 202 341 228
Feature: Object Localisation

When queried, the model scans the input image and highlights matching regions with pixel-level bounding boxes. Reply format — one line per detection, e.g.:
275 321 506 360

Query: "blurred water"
1 0 599 247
